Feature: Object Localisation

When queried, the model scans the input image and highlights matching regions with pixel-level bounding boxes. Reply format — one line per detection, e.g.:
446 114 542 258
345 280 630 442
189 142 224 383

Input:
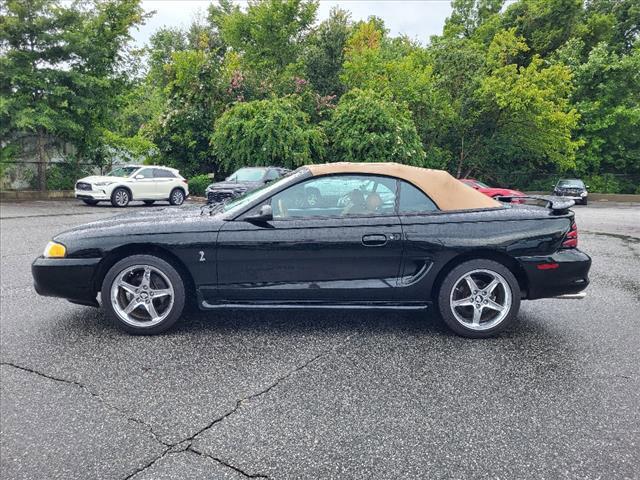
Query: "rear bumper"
32 257 101 306
517 249 591 300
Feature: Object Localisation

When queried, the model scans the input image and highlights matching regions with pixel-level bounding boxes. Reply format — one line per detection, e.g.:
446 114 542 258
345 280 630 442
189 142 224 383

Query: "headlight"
43 241 66 258
580 192 587 197
93 181 113 187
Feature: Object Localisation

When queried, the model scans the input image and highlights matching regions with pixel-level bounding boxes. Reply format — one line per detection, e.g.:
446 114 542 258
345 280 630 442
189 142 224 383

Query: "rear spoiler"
497 195 575 214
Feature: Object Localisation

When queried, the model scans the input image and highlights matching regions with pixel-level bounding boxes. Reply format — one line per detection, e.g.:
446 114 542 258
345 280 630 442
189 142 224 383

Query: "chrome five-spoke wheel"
110 264 174 328
438 259 521 338
449 269 512 331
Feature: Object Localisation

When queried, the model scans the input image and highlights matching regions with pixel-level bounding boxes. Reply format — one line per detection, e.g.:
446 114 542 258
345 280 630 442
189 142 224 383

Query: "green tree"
218 0 317 73
0 0 146 188
303 7 352 96
150 49 227 177
501 0 583 59
571 43 640 176
325 89 426 165
211 97 325 172
444 0 505 38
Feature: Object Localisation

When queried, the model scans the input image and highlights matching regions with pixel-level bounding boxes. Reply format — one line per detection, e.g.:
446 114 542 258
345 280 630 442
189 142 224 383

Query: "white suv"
75 165 189 207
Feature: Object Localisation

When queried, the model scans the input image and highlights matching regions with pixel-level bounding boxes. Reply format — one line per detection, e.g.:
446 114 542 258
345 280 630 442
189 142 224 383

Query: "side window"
153 168 176 178
398 181 438 214
270 174 397 219
136 168 154 179
264 169 280 181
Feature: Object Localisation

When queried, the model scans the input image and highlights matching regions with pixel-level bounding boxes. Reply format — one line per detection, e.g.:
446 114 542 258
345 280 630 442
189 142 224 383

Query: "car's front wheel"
111 188 130 207
169 188 185 206
437 259 521 338
101 255 185 334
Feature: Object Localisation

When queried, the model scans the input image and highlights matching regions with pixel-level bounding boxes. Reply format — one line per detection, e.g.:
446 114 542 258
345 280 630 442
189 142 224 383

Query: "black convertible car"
33 163 591 338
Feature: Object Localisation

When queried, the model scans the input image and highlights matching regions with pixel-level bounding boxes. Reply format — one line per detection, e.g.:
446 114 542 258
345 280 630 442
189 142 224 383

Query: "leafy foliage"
325 89 425 165
188 174 212 197
210 97 326 172
1 0 638 193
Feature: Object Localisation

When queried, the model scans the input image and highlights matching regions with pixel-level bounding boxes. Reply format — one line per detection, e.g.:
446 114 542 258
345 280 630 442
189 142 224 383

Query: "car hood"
54 205 223 244
77 175 126 184
207 180 263 191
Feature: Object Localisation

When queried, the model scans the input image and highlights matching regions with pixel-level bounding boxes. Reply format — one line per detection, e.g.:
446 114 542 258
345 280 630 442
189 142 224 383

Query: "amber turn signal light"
43 241 66 258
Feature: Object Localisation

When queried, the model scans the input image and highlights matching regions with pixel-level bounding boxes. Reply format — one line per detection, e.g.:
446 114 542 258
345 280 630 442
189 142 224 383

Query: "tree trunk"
36 129 47 191
456 136 465 178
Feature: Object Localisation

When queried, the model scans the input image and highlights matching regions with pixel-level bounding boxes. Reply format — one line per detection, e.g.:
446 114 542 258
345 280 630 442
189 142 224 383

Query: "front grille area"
558 189 582 196
76 182 92 191
207 190 236 204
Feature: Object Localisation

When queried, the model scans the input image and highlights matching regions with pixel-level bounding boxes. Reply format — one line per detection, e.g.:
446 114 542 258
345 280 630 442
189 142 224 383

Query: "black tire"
437 259 521 338
169 188 185 206
101 254 186 335
143 200 155 206
111 188 130 208
82 199 99 205
582 198 588 205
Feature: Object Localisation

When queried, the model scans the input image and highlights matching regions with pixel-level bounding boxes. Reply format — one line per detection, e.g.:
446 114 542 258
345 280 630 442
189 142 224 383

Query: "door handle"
362 234 387 247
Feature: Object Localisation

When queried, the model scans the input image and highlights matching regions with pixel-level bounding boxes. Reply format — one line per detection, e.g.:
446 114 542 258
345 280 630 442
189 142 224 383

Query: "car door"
130 168 157 199
215 174 404 304
395 180 447 302
153 168 176 198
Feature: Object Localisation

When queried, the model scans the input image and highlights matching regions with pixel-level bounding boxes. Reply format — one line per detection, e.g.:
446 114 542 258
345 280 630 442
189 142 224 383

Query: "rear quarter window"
398 181 438 213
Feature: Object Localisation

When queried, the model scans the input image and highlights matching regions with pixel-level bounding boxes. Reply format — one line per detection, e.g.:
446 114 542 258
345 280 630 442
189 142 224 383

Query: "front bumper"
554 193 587 202
32 257 101 306
517 248 591 300
75 189 110 200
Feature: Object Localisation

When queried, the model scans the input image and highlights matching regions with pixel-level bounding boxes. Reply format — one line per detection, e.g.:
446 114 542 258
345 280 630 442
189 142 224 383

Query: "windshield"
473 180 490 188
228 167 267 182
557 179 584 188
107 166 139 177
223 169 307 214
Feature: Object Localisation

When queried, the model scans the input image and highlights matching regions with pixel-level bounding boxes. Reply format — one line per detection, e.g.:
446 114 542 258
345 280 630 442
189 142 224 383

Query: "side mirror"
135 174 144 179
246 204 273 222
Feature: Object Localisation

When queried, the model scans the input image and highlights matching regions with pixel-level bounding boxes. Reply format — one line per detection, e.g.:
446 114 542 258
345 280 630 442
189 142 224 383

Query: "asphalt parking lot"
1 199 639 479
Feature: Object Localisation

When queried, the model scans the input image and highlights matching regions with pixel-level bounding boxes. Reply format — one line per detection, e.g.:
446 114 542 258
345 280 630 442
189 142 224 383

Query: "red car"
460 179 525 200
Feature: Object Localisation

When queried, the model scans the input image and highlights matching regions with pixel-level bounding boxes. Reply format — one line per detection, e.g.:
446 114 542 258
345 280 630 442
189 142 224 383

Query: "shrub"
325 89 426 165
210 97 326 172
46 161 91 190
188 174 211 197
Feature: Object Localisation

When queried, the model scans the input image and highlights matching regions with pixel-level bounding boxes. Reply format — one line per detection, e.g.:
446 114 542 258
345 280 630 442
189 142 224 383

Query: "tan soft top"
306 162 500 211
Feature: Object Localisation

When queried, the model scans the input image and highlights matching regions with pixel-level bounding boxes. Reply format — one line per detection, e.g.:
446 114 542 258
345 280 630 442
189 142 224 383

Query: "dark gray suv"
553 179 589 205
205 166 290 204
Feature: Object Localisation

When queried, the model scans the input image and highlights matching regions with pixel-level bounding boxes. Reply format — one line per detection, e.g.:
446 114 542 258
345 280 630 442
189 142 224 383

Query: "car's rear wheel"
82 199 99 205
437 259 521 338
169 188 185 206
101 255 185 335
143 200 155 205
111 188 130 208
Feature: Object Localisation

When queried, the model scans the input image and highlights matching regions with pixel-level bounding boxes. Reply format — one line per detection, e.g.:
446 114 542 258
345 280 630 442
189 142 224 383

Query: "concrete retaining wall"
0 190 75 201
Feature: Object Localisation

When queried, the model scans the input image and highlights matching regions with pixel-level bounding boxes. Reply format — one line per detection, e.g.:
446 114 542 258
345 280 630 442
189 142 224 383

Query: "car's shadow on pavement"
60 303 550 344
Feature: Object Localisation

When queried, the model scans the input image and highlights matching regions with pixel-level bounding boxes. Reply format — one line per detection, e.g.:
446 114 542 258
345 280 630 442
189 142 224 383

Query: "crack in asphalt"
0 332 357 480
186 446 270 479
0 362 171 449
